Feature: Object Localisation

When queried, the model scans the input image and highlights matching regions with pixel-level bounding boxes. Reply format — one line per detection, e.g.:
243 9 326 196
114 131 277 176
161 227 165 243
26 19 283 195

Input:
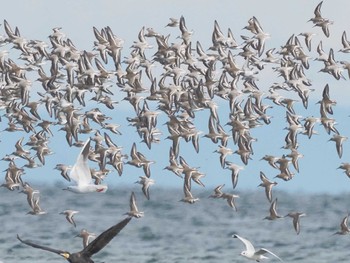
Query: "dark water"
1 185 350 263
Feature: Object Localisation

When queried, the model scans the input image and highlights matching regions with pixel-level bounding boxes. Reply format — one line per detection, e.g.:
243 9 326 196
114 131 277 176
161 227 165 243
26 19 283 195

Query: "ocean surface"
1 185 350 263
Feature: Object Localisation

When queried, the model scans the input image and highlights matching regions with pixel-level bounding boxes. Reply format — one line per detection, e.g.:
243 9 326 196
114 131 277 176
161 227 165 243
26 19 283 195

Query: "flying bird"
135 176 155 200
232 234 283 262
285 212 306 235
17 217 132 263
59 210 79 227
65 138 108 193
125 191 144 218
258 171 278 202
264 198 283 220
333 214 350 235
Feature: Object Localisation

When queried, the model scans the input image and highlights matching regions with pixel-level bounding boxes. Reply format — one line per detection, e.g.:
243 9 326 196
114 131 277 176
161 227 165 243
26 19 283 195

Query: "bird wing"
293 217 301 235
233 234 255 253
70 138 91 186
130 142 139 160
265 185 273 203
340 215 349 232
314 1 323 18
130 191 138 211
270 198 278 214
259 171 268 183
17 234 67 256
215 184 225 194
322 84 330 99
141 182 150 200
82 217 132 257
104 132 117 148
258 248 284 262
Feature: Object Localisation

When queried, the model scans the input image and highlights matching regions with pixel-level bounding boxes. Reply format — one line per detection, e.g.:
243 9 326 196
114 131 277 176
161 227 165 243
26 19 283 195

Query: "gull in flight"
65 138 108 193
232 234 283 262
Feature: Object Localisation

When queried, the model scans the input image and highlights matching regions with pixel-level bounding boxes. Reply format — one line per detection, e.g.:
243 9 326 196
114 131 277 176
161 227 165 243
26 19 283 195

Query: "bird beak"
60 252 70 259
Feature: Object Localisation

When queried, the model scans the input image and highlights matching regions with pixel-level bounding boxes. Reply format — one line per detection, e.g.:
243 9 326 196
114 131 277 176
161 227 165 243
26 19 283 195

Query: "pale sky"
1 0 350 194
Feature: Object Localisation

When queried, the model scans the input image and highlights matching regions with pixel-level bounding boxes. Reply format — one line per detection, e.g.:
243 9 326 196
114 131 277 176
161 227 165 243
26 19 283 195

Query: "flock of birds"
1 1 350 262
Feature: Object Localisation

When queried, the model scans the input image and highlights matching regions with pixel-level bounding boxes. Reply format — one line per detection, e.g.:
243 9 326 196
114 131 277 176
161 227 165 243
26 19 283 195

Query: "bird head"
241 251 247 257
59 252 70 259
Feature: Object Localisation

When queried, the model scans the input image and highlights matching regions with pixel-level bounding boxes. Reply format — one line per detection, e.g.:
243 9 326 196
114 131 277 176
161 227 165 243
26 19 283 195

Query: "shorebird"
179 16 193 45
0 171 21 191
308 1 324 24
333 214 350 235
285 148 303 173
298 32 316 52
166 17 179 28
260 155 279 169
55 164 72 182
222 192 240 211
76 229 97 248
285 212 306 235
125 191 144 218
225 161 244 189
209 184 225 199
328 134 348 159
314 18 333 38
318 83 336 116
264 198 283 220
180 184 199 204
20 183 40 210
126 143 154 178
17 217 131 263
65 138 108 193
338 163 350 178
60 210 79 227
258 171 277 202
339 31 350 53
27 196 47 215
309 1 333 38
232 234 283 262
250 16 270 56
319 48 345 80
302 116 320 139
135 176 155 200
214 145 233 168
163 147 183 178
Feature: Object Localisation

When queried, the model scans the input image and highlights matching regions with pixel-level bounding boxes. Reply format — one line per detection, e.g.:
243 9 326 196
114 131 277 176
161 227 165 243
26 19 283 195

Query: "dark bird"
17 217 132 262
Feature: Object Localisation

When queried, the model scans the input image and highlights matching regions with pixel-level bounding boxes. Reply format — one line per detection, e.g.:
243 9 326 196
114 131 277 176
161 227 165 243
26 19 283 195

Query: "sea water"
1 185 350 263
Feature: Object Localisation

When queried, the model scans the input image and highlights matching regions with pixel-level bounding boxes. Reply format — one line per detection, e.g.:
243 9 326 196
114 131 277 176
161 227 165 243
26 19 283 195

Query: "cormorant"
17 216 132 262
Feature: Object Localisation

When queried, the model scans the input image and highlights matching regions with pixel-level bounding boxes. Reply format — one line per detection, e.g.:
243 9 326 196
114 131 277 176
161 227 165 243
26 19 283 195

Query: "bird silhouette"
17 217 131 263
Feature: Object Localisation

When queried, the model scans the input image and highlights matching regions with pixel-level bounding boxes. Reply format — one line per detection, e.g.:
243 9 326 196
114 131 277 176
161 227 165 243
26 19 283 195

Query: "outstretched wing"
232 234 255 253
257 248 284 262
17 234 67 256
70 138 91 186
82 217 132 257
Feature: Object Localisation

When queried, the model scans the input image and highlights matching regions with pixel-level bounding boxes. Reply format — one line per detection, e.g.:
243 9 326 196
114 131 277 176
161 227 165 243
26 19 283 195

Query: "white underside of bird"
65 138 108 193
233 234 283 262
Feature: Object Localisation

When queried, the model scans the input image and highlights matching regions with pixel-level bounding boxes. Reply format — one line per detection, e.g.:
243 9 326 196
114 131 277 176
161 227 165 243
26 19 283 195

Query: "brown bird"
258 171 277 202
